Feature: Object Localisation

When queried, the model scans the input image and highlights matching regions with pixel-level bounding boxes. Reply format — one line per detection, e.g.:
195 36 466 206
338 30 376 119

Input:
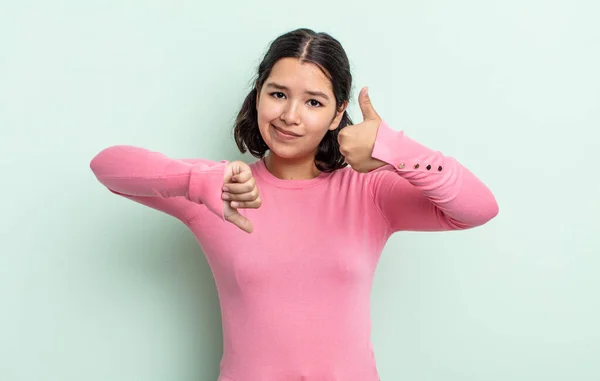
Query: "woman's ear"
329 101 348 130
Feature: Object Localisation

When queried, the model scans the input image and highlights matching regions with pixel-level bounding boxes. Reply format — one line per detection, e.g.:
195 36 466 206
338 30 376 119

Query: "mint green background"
1 1 598 380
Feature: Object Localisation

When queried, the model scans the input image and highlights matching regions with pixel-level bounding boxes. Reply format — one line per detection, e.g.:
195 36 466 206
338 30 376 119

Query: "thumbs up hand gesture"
337 87 387 173
222 161 261 234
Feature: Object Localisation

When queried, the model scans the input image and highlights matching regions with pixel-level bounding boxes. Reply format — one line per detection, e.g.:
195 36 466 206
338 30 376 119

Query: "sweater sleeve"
367 120 498 232
89 145 227 223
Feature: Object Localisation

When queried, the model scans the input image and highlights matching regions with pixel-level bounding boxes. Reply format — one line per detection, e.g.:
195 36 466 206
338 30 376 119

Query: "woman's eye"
269 92 321 107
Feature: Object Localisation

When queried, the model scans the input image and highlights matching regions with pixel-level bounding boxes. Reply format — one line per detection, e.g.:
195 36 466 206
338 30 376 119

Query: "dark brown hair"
233 28 353 172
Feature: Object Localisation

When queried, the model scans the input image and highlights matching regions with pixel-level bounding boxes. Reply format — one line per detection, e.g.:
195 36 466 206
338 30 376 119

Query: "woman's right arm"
90 145 226 223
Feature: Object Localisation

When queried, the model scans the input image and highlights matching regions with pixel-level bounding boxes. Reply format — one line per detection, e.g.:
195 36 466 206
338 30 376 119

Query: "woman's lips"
272 124 301 139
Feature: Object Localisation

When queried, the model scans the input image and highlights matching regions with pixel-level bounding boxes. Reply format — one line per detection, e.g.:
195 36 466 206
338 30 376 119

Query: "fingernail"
222 193 230 200
231 201 239 208
222 186 229 192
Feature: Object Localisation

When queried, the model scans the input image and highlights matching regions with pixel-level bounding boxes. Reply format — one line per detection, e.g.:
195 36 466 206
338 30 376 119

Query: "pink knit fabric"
90 120 498 381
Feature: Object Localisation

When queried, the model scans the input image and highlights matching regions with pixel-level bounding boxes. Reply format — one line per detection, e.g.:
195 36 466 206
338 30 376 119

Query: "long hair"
233 28 353 172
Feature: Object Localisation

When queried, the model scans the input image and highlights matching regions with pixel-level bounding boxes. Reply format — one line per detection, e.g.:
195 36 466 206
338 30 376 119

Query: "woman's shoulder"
325 164 395 189
328 164 406 194
330 164 392 179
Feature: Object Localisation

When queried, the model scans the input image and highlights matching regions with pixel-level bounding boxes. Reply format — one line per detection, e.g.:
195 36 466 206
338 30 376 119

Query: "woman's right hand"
222 161 261 233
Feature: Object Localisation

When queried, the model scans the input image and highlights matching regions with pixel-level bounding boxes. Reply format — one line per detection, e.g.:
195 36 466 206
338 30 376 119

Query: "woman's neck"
264 153 321 180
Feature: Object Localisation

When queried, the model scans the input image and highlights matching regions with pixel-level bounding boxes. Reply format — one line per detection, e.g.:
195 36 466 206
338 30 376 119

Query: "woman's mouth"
271 124 301 140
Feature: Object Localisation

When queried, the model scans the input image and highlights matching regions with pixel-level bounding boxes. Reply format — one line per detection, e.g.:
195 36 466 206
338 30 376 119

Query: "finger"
223 180 256 194
230 199 261 209
358 86 379 121
226 212 254 233
223 162 235 183
231 167 252 183
225 161 250 183
223 191 259 202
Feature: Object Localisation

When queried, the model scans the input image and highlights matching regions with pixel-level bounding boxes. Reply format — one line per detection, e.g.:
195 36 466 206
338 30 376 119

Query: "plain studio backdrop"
1 1 598 380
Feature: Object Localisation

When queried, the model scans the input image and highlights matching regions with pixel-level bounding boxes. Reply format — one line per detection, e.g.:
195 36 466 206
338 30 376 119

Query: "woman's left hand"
337 87 388 173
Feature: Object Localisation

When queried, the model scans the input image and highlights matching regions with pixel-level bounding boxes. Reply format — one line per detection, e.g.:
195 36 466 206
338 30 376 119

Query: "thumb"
358 86 378 121
226 210 254 234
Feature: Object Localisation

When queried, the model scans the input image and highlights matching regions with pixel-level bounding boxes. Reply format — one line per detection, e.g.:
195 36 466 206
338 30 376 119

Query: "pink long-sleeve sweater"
90 120 498 381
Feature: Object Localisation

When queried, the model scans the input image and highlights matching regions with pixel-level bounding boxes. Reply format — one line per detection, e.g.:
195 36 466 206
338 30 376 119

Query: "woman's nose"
280 101 300 125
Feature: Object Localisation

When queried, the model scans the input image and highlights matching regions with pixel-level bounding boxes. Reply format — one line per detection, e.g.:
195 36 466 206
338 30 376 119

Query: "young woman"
90 28 498 381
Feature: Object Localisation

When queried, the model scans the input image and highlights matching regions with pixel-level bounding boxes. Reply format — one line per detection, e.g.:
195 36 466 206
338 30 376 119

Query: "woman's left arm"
339 87 498 232
367 119 499 232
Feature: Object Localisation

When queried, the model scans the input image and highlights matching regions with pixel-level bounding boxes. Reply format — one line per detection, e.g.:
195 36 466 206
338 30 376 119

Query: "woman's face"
256 57 347 161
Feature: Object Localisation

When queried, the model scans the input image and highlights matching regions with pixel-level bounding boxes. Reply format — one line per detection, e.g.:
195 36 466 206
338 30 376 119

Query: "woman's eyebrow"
265 82 330 101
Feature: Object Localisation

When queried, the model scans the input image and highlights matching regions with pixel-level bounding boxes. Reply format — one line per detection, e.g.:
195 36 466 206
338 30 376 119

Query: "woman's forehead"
268 58 333 92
